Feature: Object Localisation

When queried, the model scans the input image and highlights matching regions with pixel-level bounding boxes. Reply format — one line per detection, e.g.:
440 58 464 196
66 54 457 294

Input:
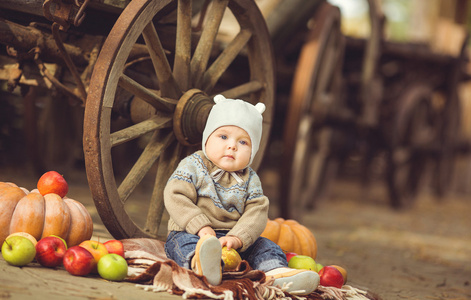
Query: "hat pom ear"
213 94 227 103
255 103 266 114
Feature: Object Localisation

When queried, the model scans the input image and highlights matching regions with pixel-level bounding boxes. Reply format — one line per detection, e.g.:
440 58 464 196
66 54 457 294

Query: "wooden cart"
279 0 470 220
1 0 276 240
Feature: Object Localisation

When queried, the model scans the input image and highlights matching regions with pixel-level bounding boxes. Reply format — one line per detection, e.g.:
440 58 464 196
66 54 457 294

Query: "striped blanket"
122 238 379 300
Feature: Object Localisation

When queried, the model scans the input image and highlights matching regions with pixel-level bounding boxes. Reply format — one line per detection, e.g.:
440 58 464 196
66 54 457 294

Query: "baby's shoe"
191 235 222 285
265 267 320 295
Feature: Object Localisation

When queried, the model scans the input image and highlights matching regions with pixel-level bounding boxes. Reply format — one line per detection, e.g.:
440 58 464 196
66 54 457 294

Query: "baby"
164 95 319 294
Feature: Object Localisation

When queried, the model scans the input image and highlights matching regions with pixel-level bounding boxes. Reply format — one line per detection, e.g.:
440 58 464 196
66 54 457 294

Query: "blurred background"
251 0 471 218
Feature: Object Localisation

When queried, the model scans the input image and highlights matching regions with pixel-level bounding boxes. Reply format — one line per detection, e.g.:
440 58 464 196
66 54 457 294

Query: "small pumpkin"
261 217 317 259
0 182 93 247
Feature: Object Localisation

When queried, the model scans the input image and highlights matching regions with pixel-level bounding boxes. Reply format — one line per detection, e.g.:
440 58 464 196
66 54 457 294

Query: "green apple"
315 262 324 273
288 254 317 271
97 253 128 281
2 236 36 266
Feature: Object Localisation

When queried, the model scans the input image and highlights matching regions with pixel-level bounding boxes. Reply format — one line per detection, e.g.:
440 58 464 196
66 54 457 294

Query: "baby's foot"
266 267 320 295
191 235 222 285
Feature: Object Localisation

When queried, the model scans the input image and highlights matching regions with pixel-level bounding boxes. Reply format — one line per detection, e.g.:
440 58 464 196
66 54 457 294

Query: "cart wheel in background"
83 0 275 240
430 35 468 198
280 2 345 220
386 84 436 209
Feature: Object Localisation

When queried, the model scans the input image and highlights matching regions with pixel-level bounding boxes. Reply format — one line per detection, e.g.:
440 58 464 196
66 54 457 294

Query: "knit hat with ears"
202 94 266 166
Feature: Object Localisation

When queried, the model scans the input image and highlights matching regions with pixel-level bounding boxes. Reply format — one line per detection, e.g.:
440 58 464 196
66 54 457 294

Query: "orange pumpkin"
261 218 317 259
0 182 93 247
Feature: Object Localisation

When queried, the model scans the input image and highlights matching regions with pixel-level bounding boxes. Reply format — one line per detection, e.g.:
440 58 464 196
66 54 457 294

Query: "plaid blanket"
122 238 380 300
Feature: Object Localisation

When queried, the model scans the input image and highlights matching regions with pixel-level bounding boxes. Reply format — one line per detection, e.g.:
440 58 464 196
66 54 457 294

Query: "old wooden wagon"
278 0 470 219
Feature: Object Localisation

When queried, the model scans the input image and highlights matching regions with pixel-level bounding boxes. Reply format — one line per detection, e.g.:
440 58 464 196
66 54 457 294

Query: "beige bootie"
191 235 222 286
266 267 320 295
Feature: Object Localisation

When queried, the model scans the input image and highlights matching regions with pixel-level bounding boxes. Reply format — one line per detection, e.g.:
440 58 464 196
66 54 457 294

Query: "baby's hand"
198 226 216 237
219 236 242 250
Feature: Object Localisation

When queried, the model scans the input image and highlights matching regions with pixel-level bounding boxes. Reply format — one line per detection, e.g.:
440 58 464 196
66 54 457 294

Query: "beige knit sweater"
164 151 269 251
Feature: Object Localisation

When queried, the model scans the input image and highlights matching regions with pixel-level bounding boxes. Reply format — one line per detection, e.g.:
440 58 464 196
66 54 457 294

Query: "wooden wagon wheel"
280 2 345 220
83 0 275 240
431 36 468 198
385 84 436 208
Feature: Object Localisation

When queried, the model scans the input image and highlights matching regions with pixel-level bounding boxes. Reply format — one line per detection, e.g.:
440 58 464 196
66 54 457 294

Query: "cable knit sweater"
164 150 269 252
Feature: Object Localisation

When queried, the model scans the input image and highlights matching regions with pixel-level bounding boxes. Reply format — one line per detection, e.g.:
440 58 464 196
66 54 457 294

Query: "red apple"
35 236 67 267
37 171 69 197
63 246 96 276
49 235 68 249
285 252 298 263
79 240 108 262
103 240 125 258
318 266 344 288
79 240 108 272
331 265 348 284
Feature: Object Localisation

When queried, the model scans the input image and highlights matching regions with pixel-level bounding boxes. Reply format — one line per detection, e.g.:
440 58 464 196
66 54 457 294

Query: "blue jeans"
165 230 288 272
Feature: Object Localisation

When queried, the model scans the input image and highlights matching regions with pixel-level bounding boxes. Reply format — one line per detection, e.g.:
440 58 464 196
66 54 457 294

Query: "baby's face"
205 126 251 172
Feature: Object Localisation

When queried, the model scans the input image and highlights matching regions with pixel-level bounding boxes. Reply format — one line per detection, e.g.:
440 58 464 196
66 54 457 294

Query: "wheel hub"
174 89 214 146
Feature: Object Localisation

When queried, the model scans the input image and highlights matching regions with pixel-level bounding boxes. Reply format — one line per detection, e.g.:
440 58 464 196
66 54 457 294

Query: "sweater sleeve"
226 171 269 251
163 157 212 235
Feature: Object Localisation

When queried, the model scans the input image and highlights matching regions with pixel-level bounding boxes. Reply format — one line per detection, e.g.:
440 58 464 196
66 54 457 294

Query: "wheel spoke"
194 0 210 31
190 0 229 87
313 40 339 102
144 141 183 236
201 29 253 91
306 130 331 189
118 131 175 204
295 128 331 213
129 43 150 60
142 21 181 98
173 0 192 91
118 74 177 112
290 117 314 206
110 114 172 147
218 80 263 99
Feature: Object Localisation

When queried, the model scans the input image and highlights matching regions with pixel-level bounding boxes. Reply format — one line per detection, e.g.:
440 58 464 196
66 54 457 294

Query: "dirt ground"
258 161 471 300
1 157 471 300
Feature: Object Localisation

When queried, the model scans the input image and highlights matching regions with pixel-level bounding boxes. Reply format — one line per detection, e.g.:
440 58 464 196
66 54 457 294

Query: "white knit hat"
202 94 266 166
